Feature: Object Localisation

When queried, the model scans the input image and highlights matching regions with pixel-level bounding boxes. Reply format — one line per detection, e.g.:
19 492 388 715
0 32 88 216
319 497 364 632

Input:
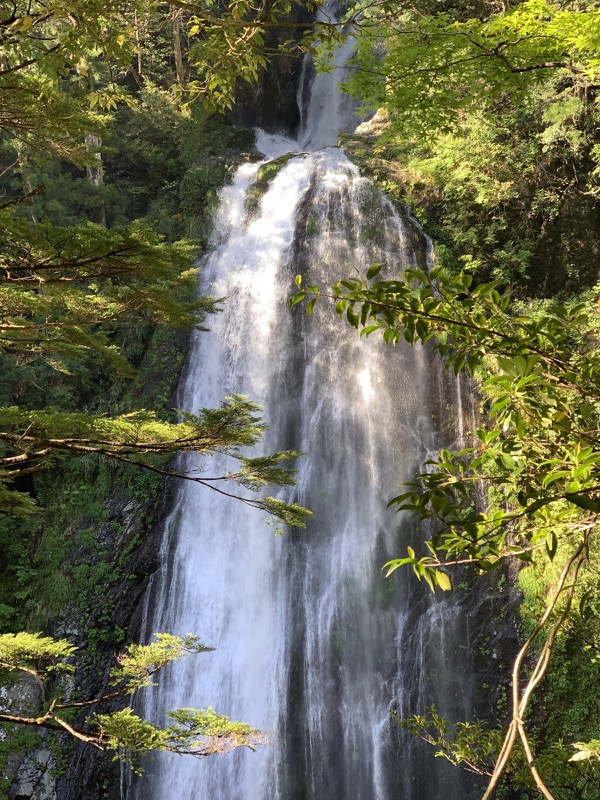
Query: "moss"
180 158 230 216
305 212 319 239
244 182 267 219
256 151 299 183
245 152 305 218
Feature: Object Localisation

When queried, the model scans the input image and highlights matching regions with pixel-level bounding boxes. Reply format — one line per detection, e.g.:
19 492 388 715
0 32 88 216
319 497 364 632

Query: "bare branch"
482 537 589 799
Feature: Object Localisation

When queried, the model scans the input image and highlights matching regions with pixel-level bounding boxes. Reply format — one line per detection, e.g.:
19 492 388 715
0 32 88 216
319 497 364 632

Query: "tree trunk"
172 8 187 88
134 9 143 81
16 143 37 223
85 134 106 227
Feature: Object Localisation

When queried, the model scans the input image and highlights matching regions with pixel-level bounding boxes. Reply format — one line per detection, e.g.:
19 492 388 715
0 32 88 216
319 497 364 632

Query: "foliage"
292 265 600 580
316 5 600 794
343 0 600 139
109 633 213 692
0 0 326 154
400 707 600 799
0 215 209 347
571 740 600 763
350 94 600 293
515 533 600 787
335 0 600 295
0 632 264 768
0 632 76 675
100 87 256 242
182 0 313 110
0 1 318 779
0 0 317 526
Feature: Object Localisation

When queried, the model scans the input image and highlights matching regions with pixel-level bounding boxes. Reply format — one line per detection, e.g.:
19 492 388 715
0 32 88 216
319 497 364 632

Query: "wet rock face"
9 748 56 800
0 486 171 800
0 673 57 800
232 4 315 134
0 674 43 720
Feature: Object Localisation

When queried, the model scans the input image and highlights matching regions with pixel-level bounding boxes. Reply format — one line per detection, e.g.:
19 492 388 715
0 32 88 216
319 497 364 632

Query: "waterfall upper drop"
129 9 477 800
296 43 362 149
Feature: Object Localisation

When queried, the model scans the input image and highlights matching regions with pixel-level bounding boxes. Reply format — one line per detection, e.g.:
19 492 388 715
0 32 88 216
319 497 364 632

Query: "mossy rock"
340 133 421 203
245 152 306 218
0 672 45 786
256 151 301 183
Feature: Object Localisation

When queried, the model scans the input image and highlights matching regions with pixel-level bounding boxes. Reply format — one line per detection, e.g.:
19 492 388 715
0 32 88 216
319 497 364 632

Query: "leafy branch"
0 397 311 527
0 632 264 767
291 264 600 581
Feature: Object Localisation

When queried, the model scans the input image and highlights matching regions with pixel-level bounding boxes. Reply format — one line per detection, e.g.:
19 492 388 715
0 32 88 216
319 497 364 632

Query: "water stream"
128 8 477 799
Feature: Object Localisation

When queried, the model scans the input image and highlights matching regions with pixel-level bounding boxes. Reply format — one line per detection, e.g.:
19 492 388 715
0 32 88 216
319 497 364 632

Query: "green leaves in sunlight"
289 255 600 796
341 0 600 140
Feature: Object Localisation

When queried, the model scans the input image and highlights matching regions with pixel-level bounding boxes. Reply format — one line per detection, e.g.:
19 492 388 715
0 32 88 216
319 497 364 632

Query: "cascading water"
129 8 479 800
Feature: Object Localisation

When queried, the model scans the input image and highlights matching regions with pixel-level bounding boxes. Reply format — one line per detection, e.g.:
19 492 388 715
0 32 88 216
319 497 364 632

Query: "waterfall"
128 9 478 800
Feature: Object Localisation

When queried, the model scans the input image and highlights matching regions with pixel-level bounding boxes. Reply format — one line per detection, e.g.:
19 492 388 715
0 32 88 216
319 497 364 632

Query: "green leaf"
436 571 452 591
565 494 600 512
569 749 593 762
500 453 518 471
288 290 307 308
423 569 436 592
366 263 383 280
524 497 550 513
545 531 558 560
360 324 380 337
